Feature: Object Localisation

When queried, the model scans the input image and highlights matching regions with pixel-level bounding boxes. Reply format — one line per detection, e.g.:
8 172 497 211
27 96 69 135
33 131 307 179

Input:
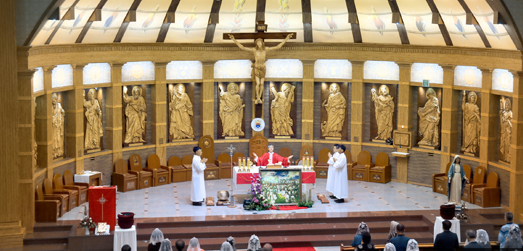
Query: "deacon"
191 146 208 206
332 144 348 203
253 145 293 167
327 144 341 199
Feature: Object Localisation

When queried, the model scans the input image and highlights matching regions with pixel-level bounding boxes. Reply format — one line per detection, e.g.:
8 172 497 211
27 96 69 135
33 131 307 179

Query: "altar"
232 165 316 189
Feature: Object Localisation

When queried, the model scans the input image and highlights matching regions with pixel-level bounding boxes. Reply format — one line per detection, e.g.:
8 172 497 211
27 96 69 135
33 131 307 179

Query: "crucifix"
223 21 296 108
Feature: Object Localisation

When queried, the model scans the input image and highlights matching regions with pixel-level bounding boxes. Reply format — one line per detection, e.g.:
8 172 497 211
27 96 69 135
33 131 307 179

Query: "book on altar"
266 164 282 169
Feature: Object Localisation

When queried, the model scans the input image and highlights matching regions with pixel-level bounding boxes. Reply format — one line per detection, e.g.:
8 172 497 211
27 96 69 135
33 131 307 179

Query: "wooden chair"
63 170 88 204
182 154 194 181
168 156 187 183
53 173 79 209
112 159 138 192
369 152 391 183
278 147 294 165
315 148 331 179
350 150 374 182
473 172 501 207
129 154 153 189
463 166 486 203
35 184 62 222
43 178 69 215
345 151 356 180
432 162 452 195
146 154 171 186
216 153 232 179
299 145 313 160
199 136 220 180
232 152 245 166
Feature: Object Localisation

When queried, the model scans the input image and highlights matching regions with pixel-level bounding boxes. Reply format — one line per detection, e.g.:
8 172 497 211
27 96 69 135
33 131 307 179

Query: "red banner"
88 186 116 231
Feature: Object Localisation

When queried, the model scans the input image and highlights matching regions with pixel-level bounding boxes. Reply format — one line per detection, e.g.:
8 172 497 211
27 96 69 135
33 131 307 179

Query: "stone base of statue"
325 137 342 140
225 137 240 140
418 145 437 150
87 149 101 154
128 143 143 147
463 152 476 157
53 157 64 161
170 138 193 142
499 160 510 166
372 139 387 144
275 136 291 139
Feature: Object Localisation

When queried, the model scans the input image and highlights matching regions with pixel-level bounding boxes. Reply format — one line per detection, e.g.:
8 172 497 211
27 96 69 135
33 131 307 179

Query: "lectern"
89 186 116 231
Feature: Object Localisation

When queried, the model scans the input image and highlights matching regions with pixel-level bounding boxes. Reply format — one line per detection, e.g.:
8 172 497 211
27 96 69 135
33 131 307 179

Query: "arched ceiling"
25 0 522 51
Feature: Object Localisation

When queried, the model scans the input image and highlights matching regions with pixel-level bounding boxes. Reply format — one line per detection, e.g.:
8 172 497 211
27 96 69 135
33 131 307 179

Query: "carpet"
270 205 309 210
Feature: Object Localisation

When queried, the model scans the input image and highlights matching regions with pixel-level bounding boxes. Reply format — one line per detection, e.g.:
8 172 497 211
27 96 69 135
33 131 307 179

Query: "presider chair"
112 158 138 192
369 152 391 183
351 150 374 182
129 154 153 189
53 173 79 209
35 184 62 221
146 154 171 186
63 170 88 204
168 156 187 183
43 178 70 215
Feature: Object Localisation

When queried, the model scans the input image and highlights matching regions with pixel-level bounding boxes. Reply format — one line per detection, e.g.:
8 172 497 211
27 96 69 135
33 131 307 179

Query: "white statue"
418 88 440 147
169 84 194 140
52 93 65 158
123 86 146 144
371 85 395 140
219 83 245 137
84 89 103 150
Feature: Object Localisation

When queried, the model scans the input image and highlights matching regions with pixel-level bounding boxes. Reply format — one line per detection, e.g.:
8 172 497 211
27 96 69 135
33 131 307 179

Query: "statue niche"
500 97 512 163
417 88 441 148
169 83 194 140
84 89 103 151
123 86 146 145
321 83 347 138
219 82 245 138
461 91 481 155
52 93 65 159
371 85 395 141
270 82 296 137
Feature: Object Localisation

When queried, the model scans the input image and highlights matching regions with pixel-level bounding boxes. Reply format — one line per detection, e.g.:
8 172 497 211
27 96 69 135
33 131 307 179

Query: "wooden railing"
341 241 500 251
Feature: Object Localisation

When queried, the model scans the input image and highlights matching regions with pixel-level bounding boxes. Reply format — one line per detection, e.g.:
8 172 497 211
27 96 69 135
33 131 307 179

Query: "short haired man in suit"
390 224 410 251
434 220 459 251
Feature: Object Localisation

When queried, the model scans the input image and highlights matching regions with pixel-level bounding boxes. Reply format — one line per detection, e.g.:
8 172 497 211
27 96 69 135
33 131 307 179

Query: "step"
23 243 68 251
23 230 70 246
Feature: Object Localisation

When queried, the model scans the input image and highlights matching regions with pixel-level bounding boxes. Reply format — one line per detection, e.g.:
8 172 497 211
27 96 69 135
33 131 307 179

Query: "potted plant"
78 216 97 235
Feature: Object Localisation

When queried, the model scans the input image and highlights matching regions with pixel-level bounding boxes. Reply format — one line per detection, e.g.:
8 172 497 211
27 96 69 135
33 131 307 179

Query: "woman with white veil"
386 221 399 243
220 241 233 251
352 222 370 247
476 229 491 249
159 239 173 251
187 237 203 251
247 234 262 251
148 228 165 251
406 239 419 251
384 243 396 251
503 225 523 249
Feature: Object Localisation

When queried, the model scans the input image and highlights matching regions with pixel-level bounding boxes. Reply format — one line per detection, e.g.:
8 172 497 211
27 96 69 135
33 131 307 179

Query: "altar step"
23 224 71 251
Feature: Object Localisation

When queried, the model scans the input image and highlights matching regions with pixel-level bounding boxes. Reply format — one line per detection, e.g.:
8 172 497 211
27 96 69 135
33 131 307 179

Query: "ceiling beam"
76 0 108 43
45 0 81 45
457 0 490 48
301 0 312 42
23 0 65 46
157 0 181 43
425 0 452 46
114 0 142 43
485 0 522 50
388 0 409 45
345 0 361 43
204 0 222 43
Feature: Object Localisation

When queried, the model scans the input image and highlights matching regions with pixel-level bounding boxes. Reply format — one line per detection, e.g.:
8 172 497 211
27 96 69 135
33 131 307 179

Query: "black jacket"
434 230 459 251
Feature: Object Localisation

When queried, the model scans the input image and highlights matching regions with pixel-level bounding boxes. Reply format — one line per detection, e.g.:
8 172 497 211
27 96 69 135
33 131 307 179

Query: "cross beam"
223 22 296 41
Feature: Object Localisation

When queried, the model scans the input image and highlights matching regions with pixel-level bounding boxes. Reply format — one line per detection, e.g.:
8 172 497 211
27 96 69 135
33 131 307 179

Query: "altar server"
332 144 348 203
191 146 207 206
327 144 341 198
253 145 293 166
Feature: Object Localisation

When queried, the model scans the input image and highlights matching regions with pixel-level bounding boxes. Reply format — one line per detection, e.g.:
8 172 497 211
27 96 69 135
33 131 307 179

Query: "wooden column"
153 62 168 164
66 64 86 174
479 69 496 165
395 63 412 183
201 61 215 139
439 65 458 172
510 71 523 219
350 61 365 160
0 0 25 246
36 67 55 179
301 60 315 145
107 64 123 164
17 47 35 233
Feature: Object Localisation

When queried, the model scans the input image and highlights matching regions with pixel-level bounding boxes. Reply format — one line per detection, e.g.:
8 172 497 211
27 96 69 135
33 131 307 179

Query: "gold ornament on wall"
123 86 146 144
169 83 194 140
500 97 512 163
321 83 347 137
219 83 245 137
371 85 394 140
84 89 103 151
461 91 480 154
418 88 440 147
271 83 295 136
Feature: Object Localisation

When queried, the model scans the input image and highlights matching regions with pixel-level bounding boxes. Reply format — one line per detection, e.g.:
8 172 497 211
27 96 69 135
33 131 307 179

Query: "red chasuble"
256 152 290 167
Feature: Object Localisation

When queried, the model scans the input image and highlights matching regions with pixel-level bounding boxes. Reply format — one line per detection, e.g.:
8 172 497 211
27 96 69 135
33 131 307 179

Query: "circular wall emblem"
251 118 265 132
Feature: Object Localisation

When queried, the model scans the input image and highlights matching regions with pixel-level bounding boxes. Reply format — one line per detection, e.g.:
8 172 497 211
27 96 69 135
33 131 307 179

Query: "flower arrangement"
245 176 271 211
78 216 96 229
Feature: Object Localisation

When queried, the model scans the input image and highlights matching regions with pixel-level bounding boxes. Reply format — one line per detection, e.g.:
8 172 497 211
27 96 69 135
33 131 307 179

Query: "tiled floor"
59 179 484 221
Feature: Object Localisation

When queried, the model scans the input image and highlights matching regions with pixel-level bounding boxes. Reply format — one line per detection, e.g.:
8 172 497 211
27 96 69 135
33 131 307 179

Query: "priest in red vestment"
253 145 293 167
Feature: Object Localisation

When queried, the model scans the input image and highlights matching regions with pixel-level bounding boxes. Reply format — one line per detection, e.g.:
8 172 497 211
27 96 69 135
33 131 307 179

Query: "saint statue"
51 93 65 158
371 85 394 140
447 155 469 206
417 88 440 147
271 83 295 136
83 89 103 150
500 97 512 162
219 83 245 137
169 84 194 140
321 83 347 137
123 86 146 144
461 91 481 154
229 34 293 104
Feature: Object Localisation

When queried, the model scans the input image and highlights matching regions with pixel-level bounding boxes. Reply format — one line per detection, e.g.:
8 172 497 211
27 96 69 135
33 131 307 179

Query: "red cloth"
302 172 316 184
256 152 289 167
88 186 116 231
270 205 309 210
236 173 260 184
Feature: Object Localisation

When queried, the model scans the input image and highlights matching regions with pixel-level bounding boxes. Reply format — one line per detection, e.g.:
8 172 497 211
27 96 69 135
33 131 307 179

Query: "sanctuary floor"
59 179 484 221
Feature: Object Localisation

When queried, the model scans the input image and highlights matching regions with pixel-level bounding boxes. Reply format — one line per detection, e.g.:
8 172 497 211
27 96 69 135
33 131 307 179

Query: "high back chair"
53 173 79 209
473 172 501 207
43 178 69 215
35 184 62 222
63 170 88 204
432 162 452 195
369 152 391 183
463 166 486 203
146 154 171 186
129 154 153 189
216 153 232 179
351 150 374 182
168 156 187 183
112 158 138 192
